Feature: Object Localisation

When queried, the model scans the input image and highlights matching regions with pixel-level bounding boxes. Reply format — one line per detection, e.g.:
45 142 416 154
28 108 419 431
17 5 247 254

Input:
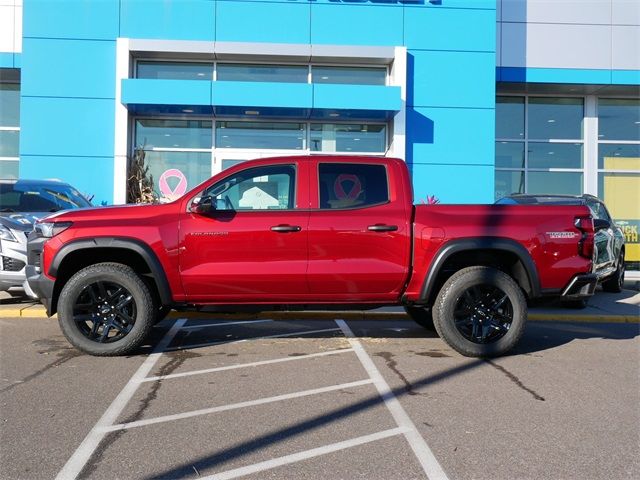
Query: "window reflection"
312 66 386 85
598 99 640 141
136 62 214 81
528 171 583 195
310 124 385 153
528 97 583 140
496 96 524 139
495 142 524 168
216 122 305 150
135 119 212 150
0 130 19 157
0 83 20 127
217 64 308 83
494 170 525 200
598 144 640 170
528 142 582 169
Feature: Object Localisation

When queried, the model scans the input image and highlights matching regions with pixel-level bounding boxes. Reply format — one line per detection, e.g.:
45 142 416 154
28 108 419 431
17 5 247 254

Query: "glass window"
310 124 386 153
598 172 640 261
135 119 212 150
528 171 583 195
136 62 213 81
495 142 524 168
0 83 20 127
494 170 525 200
0 160 18 179
216 122 305 150
0 130 19 157
0 180 91 211
598 143 640 170
217 64 308 83
142 151 212 201
318 163 388 209
528 97 583 140
205 165 295 211
496 96 524 139
598 99 640 141
528 142 583 169
312 66 386 85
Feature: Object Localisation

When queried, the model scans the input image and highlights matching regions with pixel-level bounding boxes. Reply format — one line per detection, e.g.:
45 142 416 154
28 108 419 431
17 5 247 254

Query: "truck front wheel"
433 266 527 357
57 262 155 356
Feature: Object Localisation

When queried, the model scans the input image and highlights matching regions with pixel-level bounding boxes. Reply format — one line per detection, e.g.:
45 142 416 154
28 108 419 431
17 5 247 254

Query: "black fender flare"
50 237 173 305
419 237 541 302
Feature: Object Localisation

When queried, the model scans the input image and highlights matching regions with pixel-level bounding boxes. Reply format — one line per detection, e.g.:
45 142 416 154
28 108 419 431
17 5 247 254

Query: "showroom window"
495 96 584 200
216 122 305 150
134 119 213 200
310 124 386 153
135 61 387 86
0 82 20 179
597 98 640 269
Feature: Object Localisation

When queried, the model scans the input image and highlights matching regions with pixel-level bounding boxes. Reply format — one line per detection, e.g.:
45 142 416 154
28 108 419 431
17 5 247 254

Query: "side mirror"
593 219 611 231
189 195 214 214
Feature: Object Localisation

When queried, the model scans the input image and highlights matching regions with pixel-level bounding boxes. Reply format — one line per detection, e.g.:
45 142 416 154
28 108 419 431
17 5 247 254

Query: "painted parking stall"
56 317 448 480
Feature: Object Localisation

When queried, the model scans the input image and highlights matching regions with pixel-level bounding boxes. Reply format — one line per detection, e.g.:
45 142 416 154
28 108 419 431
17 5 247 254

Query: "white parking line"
204 427 411 480
335 319 449 480
141 348 354 382
55 319 187 480
181 319 274 330
100 379 374 432
169 327 342 351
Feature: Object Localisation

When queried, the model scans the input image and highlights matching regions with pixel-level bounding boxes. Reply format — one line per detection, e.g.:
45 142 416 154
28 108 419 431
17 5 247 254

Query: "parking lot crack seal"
373 351 427 397
485 360 545 401
0 349 82 393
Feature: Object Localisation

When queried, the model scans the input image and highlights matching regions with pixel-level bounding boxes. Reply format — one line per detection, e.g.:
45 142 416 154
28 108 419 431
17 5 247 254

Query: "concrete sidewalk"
2 284 638 323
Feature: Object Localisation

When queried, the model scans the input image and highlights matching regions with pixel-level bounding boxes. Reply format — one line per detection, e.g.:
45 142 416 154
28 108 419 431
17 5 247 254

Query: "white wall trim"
390 46 407 161
113 37 130 205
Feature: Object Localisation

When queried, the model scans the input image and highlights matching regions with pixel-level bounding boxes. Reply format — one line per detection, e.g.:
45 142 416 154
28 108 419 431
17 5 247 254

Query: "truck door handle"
368 224 398 232
271 225 302 233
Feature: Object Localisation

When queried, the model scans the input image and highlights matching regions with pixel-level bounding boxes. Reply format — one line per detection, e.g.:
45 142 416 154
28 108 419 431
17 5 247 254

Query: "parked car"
27 156 598 358
0 179 92 296
496 194 626 305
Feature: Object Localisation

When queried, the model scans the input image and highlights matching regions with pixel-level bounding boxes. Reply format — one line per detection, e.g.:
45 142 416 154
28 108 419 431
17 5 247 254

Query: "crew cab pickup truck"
26 156 597 357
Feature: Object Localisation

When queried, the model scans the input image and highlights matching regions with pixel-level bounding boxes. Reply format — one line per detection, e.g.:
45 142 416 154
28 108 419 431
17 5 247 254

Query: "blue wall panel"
22 39 115 99
310 5 403 46
313 84 401 111
122 79 212 106
410 50 496 108
612 70 640 85
216 2 310 44
19 155 114 206
23 0 118 40
412 163 495 204
120 0 215 41
404 7 496 52
406 106 495 167
20 97 114 157
0 53 13 68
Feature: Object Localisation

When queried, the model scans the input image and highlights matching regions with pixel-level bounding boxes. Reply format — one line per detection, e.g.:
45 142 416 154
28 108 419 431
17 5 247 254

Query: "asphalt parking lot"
1 314 639 480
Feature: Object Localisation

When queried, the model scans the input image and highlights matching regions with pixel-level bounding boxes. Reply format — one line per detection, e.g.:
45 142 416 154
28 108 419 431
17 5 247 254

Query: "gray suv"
0 179 92 296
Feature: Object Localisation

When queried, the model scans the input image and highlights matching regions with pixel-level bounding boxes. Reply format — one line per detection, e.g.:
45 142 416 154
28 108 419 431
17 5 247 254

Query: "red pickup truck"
26 155 597 358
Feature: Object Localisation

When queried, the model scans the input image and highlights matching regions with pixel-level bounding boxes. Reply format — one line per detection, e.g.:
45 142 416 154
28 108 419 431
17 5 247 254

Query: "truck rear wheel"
404 306 435 331
57 262 155 356
433 266 527 357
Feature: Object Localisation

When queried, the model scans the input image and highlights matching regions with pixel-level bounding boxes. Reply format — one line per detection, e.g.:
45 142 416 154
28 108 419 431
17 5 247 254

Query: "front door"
179 161 310 302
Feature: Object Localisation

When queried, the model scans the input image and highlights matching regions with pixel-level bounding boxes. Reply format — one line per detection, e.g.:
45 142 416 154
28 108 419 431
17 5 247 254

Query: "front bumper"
25 235 55 316
561 273 598 298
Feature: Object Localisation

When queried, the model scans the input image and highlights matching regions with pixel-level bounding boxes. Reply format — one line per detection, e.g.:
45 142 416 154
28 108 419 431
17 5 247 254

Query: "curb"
3 305 638 324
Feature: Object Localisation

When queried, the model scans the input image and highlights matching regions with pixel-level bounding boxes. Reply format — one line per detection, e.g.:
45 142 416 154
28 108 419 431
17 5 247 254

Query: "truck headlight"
35 221 73 238
0 224 17 242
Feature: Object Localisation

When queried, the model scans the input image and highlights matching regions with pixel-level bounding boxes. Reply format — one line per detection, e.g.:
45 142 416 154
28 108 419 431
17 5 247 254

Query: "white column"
389 46 407 160
584 95 598 195
113 37 130 204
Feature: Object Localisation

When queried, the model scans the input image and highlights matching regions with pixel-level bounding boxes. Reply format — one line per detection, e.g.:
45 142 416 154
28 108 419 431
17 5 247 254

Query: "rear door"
306 159 411 302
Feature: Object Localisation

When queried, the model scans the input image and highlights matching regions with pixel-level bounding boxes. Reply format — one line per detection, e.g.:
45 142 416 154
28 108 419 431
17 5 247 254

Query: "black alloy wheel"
602 252 625 293
452 284 513 344
433 266 527 357
58 263 155 356
72 281 137 343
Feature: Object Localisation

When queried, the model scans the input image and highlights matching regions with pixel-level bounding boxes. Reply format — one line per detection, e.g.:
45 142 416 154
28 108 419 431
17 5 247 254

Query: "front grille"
1 256 26 272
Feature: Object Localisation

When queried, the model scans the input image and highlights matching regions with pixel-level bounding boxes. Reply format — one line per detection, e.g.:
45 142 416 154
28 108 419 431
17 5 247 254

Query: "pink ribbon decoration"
334 174 362 200
158 169 188 197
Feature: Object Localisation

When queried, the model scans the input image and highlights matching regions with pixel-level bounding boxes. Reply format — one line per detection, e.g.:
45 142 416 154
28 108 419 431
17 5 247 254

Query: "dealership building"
0 0 639 266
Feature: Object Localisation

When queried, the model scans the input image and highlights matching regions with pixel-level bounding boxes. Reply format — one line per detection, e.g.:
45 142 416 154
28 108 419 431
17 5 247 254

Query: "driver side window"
204 165 295 211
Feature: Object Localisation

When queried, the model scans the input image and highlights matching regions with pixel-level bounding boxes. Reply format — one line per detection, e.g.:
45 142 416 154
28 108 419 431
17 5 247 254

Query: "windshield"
0 182 92 212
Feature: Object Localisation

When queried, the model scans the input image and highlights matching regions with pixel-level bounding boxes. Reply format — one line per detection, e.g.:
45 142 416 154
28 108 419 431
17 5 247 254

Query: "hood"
0 212 50 232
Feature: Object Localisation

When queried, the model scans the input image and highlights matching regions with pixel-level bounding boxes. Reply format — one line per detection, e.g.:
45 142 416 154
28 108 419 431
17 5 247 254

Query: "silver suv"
0 179 92 296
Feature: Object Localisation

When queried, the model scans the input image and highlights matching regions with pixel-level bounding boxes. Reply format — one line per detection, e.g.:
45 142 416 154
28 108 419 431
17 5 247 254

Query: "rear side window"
318 163 388 209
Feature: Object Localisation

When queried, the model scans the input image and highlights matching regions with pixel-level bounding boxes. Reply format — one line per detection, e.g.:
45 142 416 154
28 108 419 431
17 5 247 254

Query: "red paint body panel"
38 156 593 307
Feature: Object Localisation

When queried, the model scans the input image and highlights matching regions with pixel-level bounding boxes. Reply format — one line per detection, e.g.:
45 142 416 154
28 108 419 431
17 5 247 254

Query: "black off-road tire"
433 266 527 358
404 306 435 331
58 262 155 356
602 253 625 293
